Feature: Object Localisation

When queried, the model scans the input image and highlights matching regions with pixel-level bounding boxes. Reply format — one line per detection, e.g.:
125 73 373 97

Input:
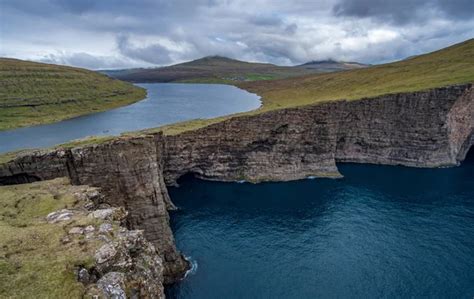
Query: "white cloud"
1 0 472 69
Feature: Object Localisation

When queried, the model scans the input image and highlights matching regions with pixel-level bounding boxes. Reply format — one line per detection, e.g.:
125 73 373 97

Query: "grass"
0 58 146 131
0 178 98 298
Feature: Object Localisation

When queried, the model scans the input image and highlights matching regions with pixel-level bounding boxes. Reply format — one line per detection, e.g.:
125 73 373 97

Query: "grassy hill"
156 38 474 135
102 56 365 83
238 38 474 111
0 58 146 131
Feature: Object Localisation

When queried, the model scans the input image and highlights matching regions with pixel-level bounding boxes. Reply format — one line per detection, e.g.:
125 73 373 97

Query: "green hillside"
0 58 146 131
239 39 474 111
102 56 365 83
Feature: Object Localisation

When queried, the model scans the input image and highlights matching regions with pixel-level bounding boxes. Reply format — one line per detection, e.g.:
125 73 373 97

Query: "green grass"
243 73 279 81
0 178 98 298
0 58 146 131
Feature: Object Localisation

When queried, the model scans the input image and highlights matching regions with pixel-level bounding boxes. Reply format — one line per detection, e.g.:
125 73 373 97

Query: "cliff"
0 136 188 283
163 84 473 184
0 83 472 284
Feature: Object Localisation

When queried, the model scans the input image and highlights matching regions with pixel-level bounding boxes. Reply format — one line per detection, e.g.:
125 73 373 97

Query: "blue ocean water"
167 151 474 298
0 83 260 153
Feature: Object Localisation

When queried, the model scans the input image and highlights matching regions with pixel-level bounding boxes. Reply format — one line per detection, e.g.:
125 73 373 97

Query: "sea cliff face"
164 84 473 184
0 83 472 283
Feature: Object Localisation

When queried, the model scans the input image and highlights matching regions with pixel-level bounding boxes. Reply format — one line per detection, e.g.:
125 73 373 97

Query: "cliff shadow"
0 173 41 186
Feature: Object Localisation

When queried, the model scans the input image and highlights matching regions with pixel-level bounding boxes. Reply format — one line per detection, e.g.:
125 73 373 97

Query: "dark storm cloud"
333 0 474 24
1 0 473 69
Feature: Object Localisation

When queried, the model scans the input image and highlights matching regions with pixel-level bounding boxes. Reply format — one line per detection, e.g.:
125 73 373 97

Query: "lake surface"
166 150 474 298
0 83 260 153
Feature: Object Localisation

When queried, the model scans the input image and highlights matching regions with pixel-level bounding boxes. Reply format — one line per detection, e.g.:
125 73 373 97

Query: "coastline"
0 83 472 288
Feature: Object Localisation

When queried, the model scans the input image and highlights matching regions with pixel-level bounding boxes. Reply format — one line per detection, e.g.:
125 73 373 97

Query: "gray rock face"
69 226 84 235
163 84 473 183
95 243 118 264
88 208 127 221
0 83 472 283
87 229 166 298
97 272 127 299
99 223 114 234
64 136 188 282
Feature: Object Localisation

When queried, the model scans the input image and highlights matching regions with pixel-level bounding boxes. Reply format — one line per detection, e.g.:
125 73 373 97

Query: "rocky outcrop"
65 135 188 283
0 177 166 298
0 135 188 283
0 83 472 283
45 182 166 298
85 228 165 298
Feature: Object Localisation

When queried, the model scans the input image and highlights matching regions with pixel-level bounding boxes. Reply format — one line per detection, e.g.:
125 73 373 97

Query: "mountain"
102 56 366 83
297 59 368 72
0 58 145 131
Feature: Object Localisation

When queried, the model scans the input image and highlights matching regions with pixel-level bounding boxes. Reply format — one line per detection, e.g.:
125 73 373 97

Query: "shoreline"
0 83 472 287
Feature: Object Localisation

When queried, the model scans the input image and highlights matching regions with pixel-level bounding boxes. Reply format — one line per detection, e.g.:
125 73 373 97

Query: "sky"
1 0 473 69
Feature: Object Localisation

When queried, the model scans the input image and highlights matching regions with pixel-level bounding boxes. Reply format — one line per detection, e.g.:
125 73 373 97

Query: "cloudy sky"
1 0 473 69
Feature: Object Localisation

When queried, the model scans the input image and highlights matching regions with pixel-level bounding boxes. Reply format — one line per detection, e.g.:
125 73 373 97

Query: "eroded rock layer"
164 84 473 183
0 83 472 282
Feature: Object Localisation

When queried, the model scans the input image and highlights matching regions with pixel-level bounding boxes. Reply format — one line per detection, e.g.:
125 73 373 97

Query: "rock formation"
0 83 472 284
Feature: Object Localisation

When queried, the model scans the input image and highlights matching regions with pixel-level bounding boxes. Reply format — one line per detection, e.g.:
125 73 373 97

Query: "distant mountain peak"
191 55 242 62
202 55 233 60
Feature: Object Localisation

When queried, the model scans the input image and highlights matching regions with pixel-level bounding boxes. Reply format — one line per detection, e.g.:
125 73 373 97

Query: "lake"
166 150 474 298
0 83 260 153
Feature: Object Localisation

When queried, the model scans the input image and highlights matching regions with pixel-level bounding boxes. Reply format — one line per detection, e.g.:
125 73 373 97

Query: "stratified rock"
163 84 473 184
